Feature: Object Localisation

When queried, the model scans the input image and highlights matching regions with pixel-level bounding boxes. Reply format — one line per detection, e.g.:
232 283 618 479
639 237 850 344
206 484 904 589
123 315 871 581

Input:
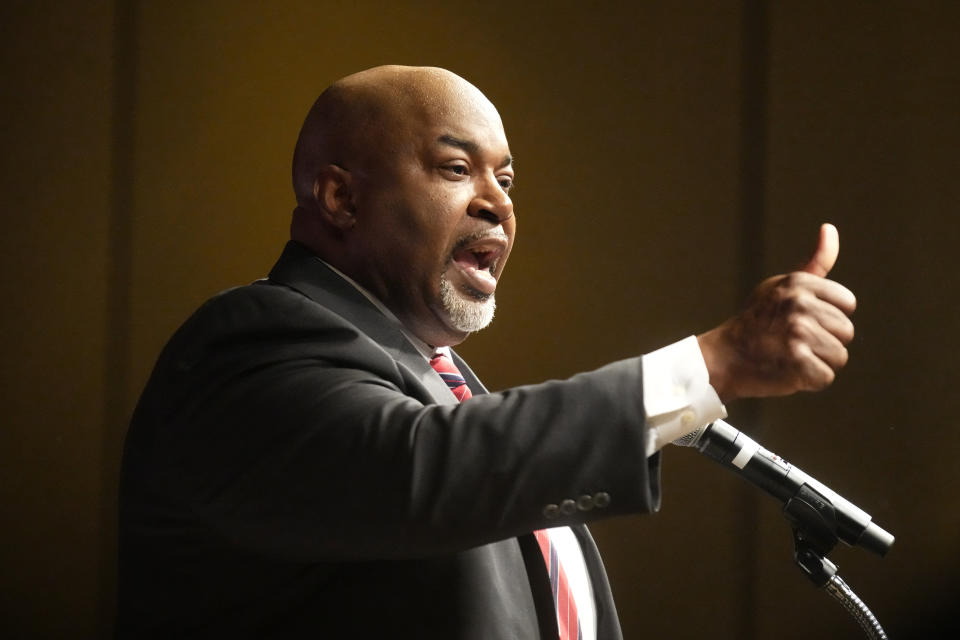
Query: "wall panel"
758 2 960 637
0 2 115 636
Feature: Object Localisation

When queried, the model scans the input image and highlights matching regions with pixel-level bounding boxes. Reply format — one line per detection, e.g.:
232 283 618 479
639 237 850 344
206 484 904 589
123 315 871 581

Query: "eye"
442 163 470 178
498 176 514 191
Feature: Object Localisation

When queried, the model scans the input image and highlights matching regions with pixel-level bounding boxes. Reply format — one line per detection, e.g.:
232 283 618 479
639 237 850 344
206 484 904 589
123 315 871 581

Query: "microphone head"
671 424 710 448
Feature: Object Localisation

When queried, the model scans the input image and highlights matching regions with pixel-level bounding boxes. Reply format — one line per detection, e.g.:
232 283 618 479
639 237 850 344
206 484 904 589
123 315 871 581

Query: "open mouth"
450 235 508 296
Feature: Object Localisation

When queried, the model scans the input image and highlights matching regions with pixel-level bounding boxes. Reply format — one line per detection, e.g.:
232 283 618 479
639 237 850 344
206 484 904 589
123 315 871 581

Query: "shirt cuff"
642 335 727 456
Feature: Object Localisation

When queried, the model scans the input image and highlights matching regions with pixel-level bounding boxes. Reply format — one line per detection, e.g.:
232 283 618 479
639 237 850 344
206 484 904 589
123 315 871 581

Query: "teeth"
458 236 505 274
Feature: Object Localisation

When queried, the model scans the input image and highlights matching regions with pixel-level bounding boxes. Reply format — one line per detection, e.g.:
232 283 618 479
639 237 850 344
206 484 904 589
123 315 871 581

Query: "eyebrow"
437 134 513 168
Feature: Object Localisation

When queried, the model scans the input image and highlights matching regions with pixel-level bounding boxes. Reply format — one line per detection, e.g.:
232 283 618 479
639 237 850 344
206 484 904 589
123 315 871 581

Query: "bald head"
292 65 502 208
288 65 516 347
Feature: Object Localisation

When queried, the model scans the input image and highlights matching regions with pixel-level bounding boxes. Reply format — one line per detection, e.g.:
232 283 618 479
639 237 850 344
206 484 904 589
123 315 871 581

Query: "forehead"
424 114 510 159
401 78 510 157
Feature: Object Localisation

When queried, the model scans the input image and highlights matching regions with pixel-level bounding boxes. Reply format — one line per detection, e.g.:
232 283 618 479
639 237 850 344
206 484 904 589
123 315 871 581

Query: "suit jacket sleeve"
122 257 661 564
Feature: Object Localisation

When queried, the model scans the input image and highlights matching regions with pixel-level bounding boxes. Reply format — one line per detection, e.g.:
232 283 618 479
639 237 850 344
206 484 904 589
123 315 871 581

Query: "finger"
779 272 857 314
799 223 839 277
790 339 838 391
813 278 857 314
805 321 850 370
802 296 856 343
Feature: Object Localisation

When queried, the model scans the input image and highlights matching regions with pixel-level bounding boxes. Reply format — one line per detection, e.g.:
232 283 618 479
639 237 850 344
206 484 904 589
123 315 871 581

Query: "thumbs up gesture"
697 223 857 403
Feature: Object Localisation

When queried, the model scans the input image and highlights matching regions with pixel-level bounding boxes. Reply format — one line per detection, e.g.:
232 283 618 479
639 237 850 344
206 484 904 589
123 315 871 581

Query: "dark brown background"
2 1 958 637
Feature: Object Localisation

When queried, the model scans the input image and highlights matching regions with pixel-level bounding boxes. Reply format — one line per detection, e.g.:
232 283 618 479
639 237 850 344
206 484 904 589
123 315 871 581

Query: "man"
118 66 855 638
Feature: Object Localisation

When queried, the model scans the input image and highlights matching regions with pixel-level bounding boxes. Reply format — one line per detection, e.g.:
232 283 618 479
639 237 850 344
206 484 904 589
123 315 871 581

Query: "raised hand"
697 223 857 403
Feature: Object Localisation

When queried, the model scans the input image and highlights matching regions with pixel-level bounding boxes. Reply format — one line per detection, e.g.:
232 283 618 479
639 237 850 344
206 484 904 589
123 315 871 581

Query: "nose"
468 174 513 224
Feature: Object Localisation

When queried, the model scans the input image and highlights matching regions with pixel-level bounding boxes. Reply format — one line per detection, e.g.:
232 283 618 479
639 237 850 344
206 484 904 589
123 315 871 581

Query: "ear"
314 164 357 230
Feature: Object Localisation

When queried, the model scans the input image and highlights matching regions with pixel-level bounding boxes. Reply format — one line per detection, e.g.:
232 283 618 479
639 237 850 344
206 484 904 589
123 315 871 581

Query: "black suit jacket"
118 241 662 638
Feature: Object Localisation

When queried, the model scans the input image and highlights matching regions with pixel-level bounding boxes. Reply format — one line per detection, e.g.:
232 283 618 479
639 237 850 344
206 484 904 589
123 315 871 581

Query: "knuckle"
773 281 795 303
787 338 807 361
786 314 809 339
782 293 800 313
775 288 812 316
780 272 800 289
772 290 797 317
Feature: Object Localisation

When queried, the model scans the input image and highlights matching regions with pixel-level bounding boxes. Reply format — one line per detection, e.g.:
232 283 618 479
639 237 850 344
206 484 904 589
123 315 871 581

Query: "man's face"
349 87 516 347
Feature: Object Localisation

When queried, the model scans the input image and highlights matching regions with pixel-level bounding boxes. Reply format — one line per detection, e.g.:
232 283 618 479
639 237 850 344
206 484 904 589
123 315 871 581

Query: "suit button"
543 503 560 519
576 495 594 511
594 492 611 508
560 499 577 515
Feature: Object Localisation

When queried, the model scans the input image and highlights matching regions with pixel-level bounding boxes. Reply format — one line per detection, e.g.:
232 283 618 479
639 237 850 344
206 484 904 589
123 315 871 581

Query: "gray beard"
439 273 496 333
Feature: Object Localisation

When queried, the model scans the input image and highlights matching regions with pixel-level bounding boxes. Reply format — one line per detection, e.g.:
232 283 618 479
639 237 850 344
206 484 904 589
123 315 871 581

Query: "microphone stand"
786 485 889 639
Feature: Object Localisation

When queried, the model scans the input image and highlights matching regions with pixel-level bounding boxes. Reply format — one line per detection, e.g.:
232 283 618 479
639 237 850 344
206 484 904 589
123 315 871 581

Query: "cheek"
371 178 466 267
409 194 463 251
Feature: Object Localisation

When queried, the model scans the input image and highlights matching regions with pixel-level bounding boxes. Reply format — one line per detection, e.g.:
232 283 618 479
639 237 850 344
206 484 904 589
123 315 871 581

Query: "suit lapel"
451 350 489 396
517 533 561 640
267 241 457 406
572 525 623 640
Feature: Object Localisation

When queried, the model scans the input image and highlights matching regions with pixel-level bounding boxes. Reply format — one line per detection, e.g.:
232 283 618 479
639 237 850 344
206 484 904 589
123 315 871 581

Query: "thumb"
799 223 839 277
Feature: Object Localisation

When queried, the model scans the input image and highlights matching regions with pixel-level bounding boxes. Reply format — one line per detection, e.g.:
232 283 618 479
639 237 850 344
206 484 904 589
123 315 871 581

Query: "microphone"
673 419 894 556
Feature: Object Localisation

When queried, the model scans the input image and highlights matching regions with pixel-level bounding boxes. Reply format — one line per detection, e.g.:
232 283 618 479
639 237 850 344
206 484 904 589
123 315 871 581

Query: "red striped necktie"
534 530 582 640
428 351 581 640
429 352 473 401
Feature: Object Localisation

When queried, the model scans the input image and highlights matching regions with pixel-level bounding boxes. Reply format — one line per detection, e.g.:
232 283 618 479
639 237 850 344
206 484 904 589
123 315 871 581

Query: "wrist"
697 323 740 404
